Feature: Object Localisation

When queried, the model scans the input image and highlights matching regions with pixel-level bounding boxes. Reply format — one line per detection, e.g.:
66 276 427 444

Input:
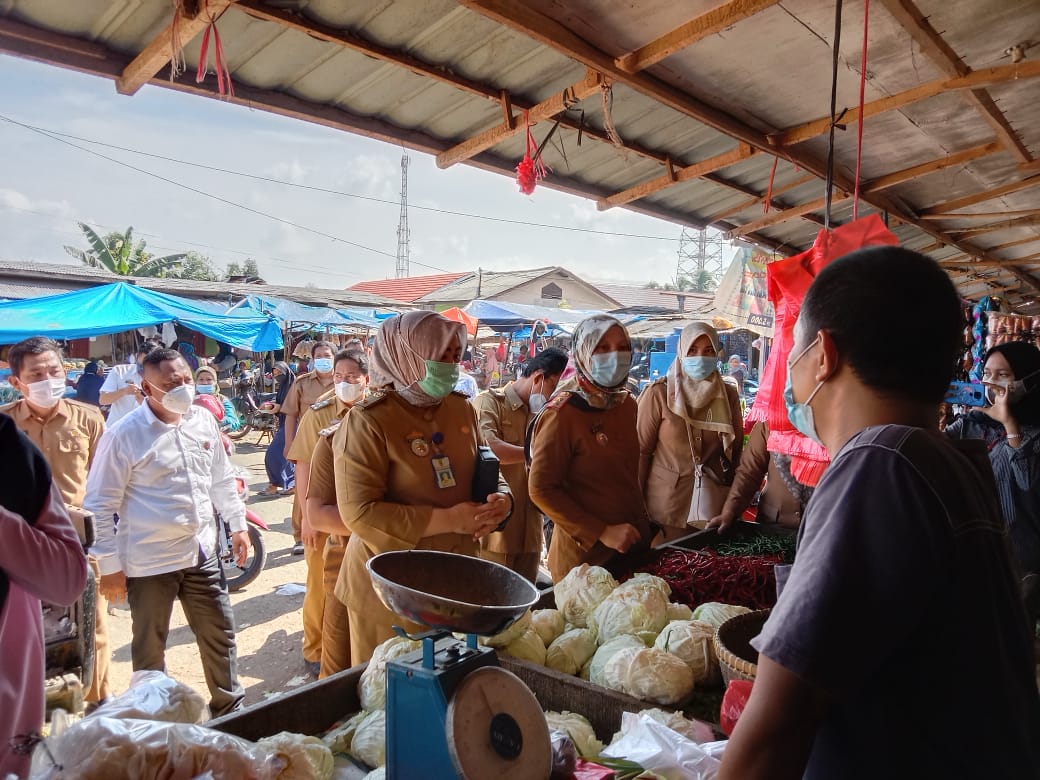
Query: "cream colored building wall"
491 272 616 310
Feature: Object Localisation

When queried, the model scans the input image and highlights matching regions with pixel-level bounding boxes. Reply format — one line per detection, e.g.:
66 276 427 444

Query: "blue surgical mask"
313 357 333 374
681 356 717 381
784 337 825 445
196 383 216 395
588 350 631 388
419 360 460 399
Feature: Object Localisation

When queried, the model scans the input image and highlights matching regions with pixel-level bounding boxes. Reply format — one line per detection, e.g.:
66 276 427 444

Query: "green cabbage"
351 710 386 768
589 635 645 687
544 711 604 757
554 565 618 627
256 732 334 780
588 587 669 644
321 711 368 754
653 620 719 683
500 628 547 664
690 602 751 631
358 636 421 711
666 603 693 621
531 609 566 646
480 609 532 648
609 647 695 706
615 573 671 600
545 628 598 675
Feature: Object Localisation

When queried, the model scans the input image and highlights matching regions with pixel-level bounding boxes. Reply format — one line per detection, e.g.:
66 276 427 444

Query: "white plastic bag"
600 714 721 780
90 669 207 724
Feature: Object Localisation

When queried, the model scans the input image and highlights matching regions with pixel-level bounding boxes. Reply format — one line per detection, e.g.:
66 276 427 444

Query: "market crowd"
1 246 1039 777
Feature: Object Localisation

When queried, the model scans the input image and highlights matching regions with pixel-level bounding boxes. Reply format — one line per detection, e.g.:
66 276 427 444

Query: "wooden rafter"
117 0 237 95
769 59 1040 148
952 213 1040 237
707 172 818 222
948 252 1040 269
597 144 754 210
986 236 1040 253
727 142 999 238
435 70 602 168
615 0 780 73
876 0 1032 164
922 208 1040 221
921 174 1040 215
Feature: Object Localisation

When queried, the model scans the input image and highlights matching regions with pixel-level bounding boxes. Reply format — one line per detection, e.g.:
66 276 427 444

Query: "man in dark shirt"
75 361 105 407
719 247 1040 779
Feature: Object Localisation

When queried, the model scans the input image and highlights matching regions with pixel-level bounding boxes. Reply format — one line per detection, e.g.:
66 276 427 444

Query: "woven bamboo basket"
713 609 771 686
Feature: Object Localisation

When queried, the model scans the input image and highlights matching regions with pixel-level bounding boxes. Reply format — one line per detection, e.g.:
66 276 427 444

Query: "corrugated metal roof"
592 282 683 311
347 272 468 302
2 0 1039 307
415 265 623 307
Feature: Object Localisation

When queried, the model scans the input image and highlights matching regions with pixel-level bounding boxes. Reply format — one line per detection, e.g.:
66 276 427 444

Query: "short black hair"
985 341 1040 426
9 336 63 377
141 348 183 372
136 344 154 357
521 347 569 378
311 340 335 357
800 246 962 404
336 348 369 375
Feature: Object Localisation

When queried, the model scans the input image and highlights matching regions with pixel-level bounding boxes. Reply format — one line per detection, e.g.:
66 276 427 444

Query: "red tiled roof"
347 272 468 303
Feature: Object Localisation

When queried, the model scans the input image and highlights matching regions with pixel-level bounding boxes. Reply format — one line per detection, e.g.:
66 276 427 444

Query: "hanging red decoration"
196 1 234 97
516 111 548 195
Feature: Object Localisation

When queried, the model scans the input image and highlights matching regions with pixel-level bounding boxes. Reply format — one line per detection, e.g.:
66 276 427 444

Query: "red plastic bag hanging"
516 111 548 195
720 679 755 736
745 214 898 486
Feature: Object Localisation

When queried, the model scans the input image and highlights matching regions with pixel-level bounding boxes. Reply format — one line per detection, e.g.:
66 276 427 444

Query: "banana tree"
64 223 186 277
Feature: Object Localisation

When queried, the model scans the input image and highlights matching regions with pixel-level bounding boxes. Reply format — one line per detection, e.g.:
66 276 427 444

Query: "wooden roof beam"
922 208 1040 221
615 0 780 73
769 59 1040 147
597 144 754 210
952 213 1040 237
986 236 1040 253
947 253 1040 269
707 172 818 222
726 142 999 238
117 0 236 95
921 174 1040 215
435 70 602 168
876 0 1032 164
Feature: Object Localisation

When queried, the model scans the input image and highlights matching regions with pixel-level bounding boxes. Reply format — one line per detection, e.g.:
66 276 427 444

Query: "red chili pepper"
626 549 783 610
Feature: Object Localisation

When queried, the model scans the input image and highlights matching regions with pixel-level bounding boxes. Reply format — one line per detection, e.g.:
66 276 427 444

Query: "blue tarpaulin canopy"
462 300 607 331
0 282 283 350
234 295 381 329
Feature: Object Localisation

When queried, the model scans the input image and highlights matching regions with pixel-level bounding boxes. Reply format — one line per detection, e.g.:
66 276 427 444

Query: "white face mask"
24 377 66 409
335 381 365 404
148 382 195 415
528 375 549 414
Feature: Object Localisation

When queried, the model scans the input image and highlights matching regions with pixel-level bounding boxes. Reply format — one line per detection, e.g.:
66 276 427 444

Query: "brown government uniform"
308 419 352 677
333 390 509 666
281 370 335 543
636 377 743 531
528 392 652 583
472 383 542 583
0 397 111 702
285 389 342 666
719 421 805 528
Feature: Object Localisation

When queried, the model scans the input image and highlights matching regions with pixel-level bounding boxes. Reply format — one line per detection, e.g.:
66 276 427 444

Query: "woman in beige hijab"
333 311 512 665
529 315 652 581
637 322 743 541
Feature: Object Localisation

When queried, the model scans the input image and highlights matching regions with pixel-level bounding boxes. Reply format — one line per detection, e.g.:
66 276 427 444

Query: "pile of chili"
709 534 796 563
631 549 782 610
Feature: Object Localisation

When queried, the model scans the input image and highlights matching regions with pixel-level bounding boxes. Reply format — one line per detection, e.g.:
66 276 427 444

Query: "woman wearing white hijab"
528 315 651 582
637 321 743 540
333 311 512 665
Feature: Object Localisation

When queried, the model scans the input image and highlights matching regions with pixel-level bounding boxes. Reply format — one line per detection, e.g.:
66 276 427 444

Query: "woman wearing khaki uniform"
637 322 743 541
334 312 511 666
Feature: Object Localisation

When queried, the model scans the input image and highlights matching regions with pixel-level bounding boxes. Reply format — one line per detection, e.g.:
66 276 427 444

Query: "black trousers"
126 554 244 716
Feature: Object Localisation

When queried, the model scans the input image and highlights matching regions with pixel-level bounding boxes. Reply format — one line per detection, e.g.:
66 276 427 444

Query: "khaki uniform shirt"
281 371 335 423
1 399 104 506
473 383 541 554
286 390 344 464
308 413 351 555
528 392 651 582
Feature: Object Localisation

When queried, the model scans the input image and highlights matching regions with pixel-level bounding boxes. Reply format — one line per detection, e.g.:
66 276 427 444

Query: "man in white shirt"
98 345 152 424
84 348 250 715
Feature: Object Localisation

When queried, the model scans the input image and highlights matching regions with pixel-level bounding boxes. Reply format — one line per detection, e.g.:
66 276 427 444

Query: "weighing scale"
367 550 551 780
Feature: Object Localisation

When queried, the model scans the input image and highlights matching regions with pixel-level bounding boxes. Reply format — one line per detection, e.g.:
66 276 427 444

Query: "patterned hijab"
667 322 735 450
371 311 467 408
556 314 632 410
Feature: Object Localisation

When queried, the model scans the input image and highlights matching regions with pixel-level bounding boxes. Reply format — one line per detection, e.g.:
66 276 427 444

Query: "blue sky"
0 54 727 290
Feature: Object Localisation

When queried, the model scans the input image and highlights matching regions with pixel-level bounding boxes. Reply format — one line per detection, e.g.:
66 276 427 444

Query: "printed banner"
713 246 774 336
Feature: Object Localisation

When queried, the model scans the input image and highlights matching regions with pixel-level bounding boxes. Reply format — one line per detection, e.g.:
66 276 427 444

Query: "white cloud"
0 188 76 219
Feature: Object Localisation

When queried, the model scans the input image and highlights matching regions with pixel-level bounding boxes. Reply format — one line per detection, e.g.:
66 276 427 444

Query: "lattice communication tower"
396 154 410 278
676 226 728 285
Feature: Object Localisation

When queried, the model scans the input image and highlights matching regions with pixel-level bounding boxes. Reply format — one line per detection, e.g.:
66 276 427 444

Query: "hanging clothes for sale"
746 214 898 486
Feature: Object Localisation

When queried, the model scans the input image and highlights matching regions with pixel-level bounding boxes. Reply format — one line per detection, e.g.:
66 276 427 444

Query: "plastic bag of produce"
544 711 604 757
89 669 206 724
555 565 618 627
30 717 280 779
614 709 714 745
600 713 721 780
549 729 578 779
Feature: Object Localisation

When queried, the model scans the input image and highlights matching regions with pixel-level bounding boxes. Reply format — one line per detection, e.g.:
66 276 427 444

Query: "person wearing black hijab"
259 361 297 498
946 341 1040 622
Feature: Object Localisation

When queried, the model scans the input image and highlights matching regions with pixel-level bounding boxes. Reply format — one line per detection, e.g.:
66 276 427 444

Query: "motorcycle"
228 380 279 443
218 468 269 592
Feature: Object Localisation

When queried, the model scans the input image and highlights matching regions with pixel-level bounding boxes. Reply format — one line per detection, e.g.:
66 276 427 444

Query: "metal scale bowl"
367 550 550 780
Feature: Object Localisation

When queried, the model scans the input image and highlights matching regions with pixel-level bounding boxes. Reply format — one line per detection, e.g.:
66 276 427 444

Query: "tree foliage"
64 223 185 277
175 251 223 281
643 270 717 293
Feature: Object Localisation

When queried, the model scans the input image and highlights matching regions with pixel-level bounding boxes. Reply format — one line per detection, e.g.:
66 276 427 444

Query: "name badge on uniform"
432 455 456 489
